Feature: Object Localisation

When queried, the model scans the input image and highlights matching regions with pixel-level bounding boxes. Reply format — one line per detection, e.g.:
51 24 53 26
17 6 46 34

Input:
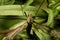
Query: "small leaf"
33 29 45 40
0 0 15 5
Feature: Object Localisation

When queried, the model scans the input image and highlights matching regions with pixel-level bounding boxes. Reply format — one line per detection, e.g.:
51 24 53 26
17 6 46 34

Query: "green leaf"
0 5 36 16
49 2 60 9
33 29 45 40
38 29 51 40
34 29 50 40
33 28 51 40
0 0 15 5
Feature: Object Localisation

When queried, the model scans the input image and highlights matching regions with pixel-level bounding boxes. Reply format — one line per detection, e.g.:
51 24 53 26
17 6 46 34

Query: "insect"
2 0 45 40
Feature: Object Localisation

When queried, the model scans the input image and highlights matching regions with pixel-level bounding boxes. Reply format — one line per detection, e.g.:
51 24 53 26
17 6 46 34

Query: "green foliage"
0 0 15 5
0 0 60 40
33 28 51 40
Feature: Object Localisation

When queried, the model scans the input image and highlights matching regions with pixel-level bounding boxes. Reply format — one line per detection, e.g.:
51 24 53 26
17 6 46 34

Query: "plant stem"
2 21 26 40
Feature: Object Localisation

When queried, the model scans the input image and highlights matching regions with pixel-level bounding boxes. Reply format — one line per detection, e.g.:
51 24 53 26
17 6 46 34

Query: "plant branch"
0 29 14 34
2 21 26 40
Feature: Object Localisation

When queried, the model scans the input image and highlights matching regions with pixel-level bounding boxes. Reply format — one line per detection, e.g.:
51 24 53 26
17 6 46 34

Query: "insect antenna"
35 0 44 17
21 2 28 17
